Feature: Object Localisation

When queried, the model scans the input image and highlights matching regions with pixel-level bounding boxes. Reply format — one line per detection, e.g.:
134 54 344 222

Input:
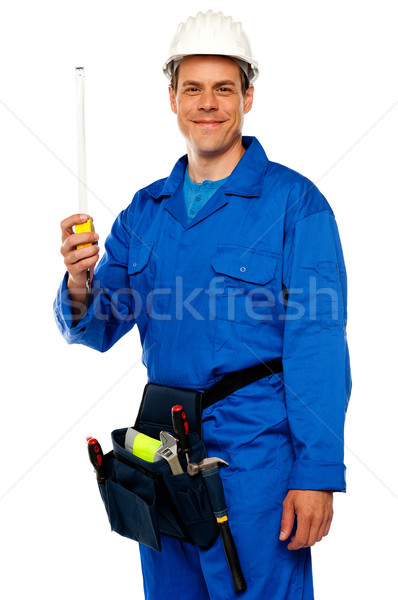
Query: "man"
55 10 351 600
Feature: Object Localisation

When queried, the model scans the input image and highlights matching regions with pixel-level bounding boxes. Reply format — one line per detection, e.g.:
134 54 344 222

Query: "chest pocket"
128 240 155 276
127 240 156 321
128 239 155 311
211 245 278 285
211 245 279 325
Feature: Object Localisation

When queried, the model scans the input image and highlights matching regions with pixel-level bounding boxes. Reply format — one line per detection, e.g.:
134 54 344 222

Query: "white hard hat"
163 10 259 83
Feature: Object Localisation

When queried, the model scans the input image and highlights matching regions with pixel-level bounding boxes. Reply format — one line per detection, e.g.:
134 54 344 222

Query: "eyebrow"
181 80 238 88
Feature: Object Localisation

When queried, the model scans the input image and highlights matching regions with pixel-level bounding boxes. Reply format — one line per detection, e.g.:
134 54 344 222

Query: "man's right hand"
60 214 100 309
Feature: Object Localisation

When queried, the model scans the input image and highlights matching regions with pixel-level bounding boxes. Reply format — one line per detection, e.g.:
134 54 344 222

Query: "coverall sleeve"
53 207 136 352
282 209 352 492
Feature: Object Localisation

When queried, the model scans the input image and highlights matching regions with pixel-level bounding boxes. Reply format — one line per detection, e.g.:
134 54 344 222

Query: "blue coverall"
54 136 351 599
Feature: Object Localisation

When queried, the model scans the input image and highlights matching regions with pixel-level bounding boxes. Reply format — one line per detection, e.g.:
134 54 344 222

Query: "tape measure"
125 428 163 462
75 67 92 251
76 219 92 248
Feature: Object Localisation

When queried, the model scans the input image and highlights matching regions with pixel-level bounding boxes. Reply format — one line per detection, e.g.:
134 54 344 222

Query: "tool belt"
95 358 283 552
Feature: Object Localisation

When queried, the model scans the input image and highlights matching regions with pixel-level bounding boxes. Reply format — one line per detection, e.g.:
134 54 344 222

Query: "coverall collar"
152 136 268 200
153 136 268 229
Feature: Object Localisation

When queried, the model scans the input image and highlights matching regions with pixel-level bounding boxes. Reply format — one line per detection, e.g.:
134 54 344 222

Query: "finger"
316 511 331 541
64 244 100 267
323 513 333 537
306 520 323 547
314 519 326 543
322 502 333 537
308 510 324 545
302 520 328 547
305 508 333 545
67 252 100 274
61 214 94 242
287 514 311 550
279 498 295 541
61 231 99 254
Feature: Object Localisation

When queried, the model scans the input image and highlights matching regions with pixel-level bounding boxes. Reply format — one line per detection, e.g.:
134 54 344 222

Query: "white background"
0 1 396 598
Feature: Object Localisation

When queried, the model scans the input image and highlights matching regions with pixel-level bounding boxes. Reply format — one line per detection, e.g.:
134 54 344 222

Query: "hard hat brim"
163 53 259 83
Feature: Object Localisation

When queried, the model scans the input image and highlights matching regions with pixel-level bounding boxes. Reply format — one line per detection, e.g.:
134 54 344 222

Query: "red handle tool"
172 405 191 460
86 436 106 483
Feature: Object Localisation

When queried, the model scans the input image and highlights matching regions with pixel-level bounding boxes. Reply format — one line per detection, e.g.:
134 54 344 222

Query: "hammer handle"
201 466 247 593
218 519 247 593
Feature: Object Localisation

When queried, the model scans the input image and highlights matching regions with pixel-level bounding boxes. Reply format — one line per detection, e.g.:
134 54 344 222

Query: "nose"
198 89 218 111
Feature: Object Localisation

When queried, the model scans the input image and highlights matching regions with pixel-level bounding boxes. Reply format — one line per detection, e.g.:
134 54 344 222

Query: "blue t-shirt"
183 167 229 222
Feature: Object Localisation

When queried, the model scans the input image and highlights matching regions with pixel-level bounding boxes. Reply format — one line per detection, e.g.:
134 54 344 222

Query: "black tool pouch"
97 383 219 551
94 358 283 552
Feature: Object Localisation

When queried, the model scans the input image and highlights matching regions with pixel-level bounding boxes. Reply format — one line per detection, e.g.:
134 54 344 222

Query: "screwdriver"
172 405 191 464
86 436 106 484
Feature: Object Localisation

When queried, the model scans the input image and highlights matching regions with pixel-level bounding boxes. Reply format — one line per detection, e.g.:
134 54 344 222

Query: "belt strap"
201 358 283 410
137 358 283 439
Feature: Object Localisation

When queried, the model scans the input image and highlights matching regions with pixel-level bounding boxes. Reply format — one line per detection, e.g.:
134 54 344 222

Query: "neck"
186 137 245 183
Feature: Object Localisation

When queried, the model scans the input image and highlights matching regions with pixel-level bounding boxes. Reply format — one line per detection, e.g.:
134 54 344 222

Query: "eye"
218 87 232 93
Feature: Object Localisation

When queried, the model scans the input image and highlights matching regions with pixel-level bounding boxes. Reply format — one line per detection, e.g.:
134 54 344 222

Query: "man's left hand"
279 490 333 550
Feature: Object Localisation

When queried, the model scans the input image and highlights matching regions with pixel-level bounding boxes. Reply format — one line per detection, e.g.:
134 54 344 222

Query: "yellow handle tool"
76 219 92 249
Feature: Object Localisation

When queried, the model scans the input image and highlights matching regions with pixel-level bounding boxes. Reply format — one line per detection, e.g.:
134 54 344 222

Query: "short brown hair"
170 60 250 96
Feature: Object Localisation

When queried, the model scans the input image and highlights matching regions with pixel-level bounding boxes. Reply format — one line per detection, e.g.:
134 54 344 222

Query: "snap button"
240 266 246 272
132 262 137 267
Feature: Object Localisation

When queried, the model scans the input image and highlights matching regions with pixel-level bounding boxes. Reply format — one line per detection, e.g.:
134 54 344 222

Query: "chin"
192 137 227 156
196 144 224 157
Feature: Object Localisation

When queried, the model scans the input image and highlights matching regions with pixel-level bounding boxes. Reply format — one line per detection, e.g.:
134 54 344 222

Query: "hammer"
189 457 247 593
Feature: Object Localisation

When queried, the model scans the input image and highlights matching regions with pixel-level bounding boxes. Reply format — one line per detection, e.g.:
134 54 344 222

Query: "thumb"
279 500 295 541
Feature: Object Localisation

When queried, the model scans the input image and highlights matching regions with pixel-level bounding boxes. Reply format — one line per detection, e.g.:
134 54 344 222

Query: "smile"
192 120 225 127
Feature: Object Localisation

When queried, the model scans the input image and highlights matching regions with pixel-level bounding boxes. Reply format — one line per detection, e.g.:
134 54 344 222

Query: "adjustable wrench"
158 431 184 475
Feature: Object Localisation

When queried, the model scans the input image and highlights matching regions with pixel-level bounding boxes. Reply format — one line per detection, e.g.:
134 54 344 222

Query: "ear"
243 84 254 115
169 85 177 115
